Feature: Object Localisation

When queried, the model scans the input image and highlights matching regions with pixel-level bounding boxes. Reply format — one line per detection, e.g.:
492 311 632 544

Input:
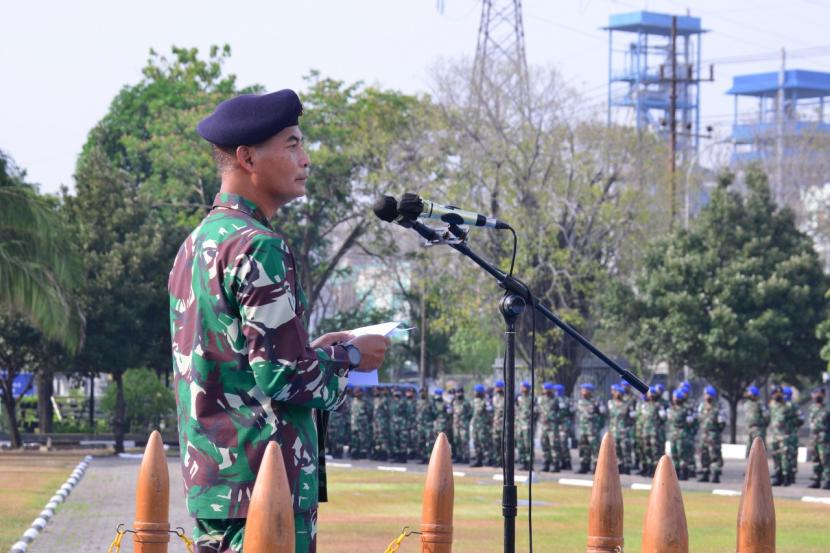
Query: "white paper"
346 321 402 386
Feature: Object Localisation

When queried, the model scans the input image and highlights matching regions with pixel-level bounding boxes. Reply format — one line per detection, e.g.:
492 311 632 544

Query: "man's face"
250 125 309 206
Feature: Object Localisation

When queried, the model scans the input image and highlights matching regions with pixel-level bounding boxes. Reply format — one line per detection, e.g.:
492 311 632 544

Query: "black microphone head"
373 195 399 222
398 192 424 222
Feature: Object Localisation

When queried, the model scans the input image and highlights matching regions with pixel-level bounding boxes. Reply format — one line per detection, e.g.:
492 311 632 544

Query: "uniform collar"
212 192 270 226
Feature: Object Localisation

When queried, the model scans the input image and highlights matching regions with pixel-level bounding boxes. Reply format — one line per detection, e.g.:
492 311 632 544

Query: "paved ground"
23 451 830 552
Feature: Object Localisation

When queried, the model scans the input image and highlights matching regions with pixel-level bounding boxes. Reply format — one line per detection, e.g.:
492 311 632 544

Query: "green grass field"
0 452 80 551
318 467 830 552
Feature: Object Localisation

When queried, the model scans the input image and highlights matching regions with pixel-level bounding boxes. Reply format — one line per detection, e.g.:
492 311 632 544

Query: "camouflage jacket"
169 193 350 519
744 399 769 431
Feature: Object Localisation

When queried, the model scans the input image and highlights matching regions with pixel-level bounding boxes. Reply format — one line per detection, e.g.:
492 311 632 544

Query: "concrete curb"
9 455 93 553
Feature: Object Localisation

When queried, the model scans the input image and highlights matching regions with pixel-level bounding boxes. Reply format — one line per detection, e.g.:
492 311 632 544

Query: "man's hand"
347 334 391 372
310 331 354 349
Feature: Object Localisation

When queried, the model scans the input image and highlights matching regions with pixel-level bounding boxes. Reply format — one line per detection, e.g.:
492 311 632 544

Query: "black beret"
196 89 303 147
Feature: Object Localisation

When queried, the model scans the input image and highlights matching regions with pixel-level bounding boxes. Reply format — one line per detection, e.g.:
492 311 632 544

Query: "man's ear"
235 145 255 173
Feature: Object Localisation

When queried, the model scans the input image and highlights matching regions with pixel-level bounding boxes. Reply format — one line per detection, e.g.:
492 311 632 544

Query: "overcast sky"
3 0 830 195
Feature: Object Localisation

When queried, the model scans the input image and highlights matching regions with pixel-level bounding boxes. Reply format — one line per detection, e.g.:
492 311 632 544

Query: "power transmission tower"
472 0 531 114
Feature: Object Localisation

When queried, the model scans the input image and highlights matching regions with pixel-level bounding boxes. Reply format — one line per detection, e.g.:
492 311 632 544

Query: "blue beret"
746 385 760 397
494 380 505 388
543 382 554 391
611 384 622 393
433 388 444 396
705 385 717 397
580 383 594 391
673 390 686 401
197 89 303 147
655 383 665 392
782 386 793 399
619 380 631 388
521 380 531 389
474 384 485 393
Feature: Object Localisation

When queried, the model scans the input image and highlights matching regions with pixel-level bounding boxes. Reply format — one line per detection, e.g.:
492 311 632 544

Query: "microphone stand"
401 219 648 553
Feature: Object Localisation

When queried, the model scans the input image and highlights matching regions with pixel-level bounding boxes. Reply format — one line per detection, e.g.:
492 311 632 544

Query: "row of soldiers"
326 380 830 488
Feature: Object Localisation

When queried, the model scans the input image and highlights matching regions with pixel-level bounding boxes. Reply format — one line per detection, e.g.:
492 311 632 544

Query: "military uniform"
743 387 769 458
349 389 372 459
452 390 473 463
432 391 453 450
696 387 726 483
576 384 606 473
371 388 392 460
638 390 666 477
516 384 535 470
170 192 352 552
808 389 830 489
784 389 805 485
404 390 418 460
389 390 408 462
492 385 506 467
326 393 350 459
416 389 436 463
539 386 560 472
470 386 492 467
668 391 696 480
555 385 574 470
607 386 630 474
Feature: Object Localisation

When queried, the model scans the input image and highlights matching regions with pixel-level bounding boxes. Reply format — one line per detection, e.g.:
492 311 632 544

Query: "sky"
3 0 830 195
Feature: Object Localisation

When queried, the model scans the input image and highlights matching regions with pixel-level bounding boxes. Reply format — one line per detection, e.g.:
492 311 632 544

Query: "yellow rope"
383 526 418 553
176 529 195 553
106 528 126 553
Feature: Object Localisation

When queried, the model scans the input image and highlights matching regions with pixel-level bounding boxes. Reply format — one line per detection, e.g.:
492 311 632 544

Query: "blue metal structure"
605 11 707 153
727 69 830 162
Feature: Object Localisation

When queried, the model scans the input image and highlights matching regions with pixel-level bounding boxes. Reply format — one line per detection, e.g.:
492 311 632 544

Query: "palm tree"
0 152 84 352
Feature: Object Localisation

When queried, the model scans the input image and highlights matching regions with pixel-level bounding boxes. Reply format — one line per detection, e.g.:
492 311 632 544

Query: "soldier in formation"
637 387 667 477
768 385 793 486
539 382 560 472
668 388 696 480
553 384 574 471
696 385 726 483
470 384 493 467
808 387 830 489
371 386 391 460
349 387 372 459
404 387 418 460
743 385 769 458
389 388 409 463
432 388 453 449
452 386 473 464
576 383 606 474
326 387 351 459
415 387 434 463
492 380 506 468
516 381 536 470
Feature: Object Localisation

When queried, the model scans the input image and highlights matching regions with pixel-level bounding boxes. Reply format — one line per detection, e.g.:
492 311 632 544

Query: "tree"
0 150 84 353
0 316 47 447
427 59 670 391
606 167 828 442
101 368 175 434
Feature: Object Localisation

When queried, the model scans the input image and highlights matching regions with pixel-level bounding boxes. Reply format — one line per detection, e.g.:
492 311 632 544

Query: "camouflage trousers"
578 431 599 470
194 510 316 553
698 436 723 477
540 424 558 465
670 436 694 475
453 424 470 462
640 433 661 471
557 427 572 467
372 422 391 458
517 425 533 467
613 430 633 470
812 443 830 484
745 428 766 458
389 425 408 459
471 423 491 464
350 427 371 458
770 437 791 477
492 423 504 466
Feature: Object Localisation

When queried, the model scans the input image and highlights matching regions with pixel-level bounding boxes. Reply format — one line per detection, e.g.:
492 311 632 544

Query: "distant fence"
127 431 775 552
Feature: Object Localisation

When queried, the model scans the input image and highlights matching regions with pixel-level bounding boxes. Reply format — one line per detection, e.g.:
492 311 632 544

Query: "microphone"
397 192 511 230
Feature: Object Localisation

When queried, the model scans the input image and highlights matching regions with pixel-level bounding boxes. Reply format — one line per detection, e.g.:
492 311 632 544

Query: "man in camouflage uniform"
696 386 726 483
349 387 373 459
404 387 418 460
607 384 629 474
783 386 805 485
638 387 666 477
808 387 830 489
744 385 769 458
554 384 573 471
371 387 392 461
326 388 350 459
619 381 637 471
768 385 790 486
432 388 453 452
389 388 409 463
170 90 389 553
452 386 473 463
576 383 606 474
539 382 559 472
668 389 696 480
516 381 536 471
470 384 492 467
416 387 435 463
492 380 506 468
